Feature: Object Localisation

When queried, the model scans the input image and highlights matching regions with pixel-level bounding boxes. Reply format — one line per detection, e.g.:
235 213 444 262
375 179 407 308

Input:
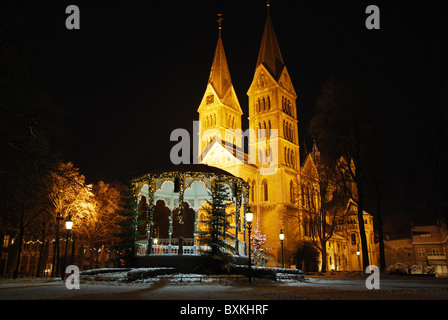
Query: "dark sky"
3 1 448 228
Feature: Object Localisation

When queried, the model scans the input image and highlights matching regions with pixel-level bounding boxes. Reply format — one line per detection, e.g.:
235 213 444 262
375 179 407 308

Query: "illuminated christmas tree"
250 222 272 266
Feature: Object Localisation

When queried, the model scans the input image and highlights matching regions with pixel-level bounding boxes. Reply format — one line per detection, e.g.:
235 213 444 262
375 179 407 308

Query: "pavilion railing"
136 238 246 256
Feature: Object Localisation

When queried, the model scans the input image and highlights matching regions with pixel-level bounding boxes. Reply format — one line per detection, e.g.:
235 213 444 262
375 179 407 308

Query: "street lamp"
65 218 74 231
356 249 361 272
245 207 254 283
279 229 285 268
153 238 158 254
62 215 73 281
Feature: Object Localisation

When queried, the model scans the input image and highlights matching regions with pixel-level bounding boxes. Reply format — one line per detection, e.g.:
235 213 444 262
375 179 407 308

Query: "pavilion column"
234 181 242 255
168 209 173 253
146 176 155 255
193 209 198 255
242 184 249 256
177 174 185 255
242 211 247 256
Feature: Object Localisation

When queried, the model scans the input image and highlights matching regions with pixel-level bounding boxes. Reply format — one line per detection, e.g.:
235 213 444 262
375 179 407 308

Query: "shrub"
126 267 177 282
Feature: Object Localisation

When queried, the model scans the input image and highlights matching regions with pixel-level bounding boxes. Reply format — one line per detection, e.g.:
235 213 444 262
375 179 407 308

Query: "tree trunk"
12 209 24 279
321 242 327 272
376 186 386 271
357 181 370 271
54 218 61 277
36 222 47 277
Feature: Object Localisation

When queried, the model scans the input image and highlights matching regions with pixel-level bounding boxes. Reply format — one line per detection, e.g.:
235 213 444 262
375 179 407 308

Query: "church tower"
197 14 243 161
247 2 301 262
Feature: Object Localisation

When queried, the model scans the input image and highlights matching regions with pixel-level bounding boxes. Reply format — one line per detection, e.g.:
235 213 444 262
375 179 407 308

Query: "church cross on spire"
217 13 224 33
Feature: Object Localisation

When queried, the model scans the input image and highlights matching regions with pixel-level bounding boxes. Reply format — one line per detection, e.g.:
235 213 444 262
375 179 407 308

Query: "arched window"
314 187 319 209
262 180 268 201
288 124 293 141
304 217 309 236
267 120 271 139
310 187 315 209
307 184 311 208
289 148 293 167
263 121 267 139
351 233 357 245
267 96 271 110
291 150 295 168
290 181 294 203
283 120 286 138
252 181 256 202
263 97 266 111
301 185 305 206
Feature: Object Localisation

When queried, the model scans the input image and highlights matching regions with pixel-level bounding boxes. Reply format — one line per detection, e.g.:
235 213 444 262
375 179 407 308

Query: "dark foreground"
1 273 448 300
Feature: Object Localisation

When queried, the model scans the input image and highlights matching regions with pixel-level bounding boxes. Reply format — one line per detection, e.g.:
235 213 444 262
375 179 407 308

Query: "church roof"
256 5 285 80
208 29 233 100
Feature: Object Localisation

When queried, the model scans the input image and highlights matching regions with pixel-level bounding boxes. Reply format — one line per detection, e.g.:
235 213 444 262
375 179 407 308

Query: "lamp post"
279 229 285 268
153 238 158 254
245 207 254 283
62 215 73 281
52 213 63 277
356 249 361 272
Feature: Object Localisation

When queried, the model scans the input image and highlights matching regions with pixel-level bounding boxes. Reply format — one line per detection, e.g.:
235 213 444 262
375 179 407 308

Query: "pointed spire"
208 13 232 99
311 139 320 163
256 1 285 80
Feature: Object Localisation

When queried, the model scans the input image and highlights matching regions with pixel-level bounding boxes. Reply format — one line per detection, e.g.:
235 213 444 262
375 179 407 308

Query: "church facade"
197 5 378 271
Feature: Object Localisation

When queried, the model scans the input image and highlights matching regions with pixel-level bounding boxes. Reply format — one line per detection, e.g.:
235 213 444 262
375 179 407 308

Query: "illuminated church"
134 3 378 272
196 4 378 271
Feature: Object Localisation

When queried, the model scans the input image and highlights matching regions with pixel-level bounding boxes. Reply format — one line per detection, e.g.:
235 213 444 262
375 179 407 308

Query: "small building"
411 222 448 277
384 238 414 267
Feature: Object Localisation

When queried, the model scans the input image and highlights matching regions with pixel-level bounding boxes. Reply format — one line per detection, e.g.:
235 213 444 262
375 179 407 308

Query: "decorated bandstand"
132 164 250 270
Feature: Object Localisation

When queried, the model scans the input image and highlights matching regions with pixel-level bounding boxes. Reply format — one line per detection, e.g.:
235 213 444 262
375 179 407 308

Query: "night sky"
3 1 448 228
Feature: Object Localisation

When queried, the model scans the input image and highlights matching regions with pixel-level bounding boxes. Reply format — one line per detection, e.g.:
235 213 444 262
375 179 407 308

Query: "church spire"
256 1 285 80
311 139 320 164
208 13 232 100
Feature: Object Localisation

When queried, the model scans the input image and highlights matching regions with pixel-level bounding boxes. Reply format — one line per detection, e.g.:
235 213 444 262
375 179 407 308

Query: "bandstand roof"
135 164 236 180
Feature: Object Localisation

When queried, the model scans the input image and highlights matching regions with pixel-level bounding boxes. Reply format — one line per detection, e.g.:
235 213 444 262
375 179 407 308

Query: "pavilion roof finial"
217 13 224 36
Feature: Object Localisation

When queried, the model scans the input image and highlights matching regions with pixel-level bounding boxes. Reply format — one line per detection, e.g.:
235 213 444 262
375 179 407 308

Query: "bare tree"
310 74 373 270
294 152 349 272
0 18 67 277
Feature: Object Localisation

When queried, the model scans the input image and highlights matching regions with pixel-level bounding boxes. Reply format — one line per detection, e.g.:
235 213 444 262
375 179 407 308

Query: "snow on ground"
1 272 448 300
